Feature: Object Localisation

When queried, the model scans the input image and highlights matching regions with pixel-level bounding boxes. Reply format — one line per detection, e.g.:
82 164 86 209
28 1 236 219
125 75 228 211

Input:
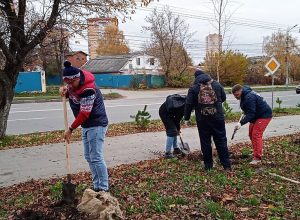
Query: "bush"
130 105 151 129
130 74 147 90
223 101 234 118
167 74 193 88
276 97 283 109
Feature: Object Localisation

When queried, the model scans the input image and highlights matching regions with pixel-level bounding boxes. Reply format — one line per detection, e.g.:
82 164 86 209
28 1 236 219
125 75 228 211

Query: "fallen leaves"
0 133 299 219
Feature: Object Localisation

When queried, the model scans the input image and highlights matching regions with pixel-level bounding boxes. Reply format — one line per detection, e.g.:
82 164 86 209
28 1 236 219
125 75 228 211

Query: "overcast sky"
70 0 300 64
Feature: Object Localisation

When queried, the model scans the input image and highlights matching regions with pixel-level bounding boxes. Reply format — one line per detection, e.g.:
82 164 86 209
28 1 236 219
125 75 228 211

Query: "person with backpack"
184 70 231 170
231 84 272 165
159 94 186 159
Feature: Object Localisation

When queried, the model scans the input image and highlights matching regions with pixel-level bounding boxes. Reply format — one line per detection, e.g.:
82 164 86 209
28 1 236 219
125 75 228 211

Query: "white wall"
121 54 163 75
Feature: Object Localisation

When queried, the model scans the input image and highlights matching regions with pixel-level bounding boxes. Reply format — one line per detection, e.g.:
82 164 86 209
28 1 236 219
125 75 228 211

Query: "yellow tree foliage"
96 25 130 56
204 50 249 86
289 55 300 81
263 31 300 81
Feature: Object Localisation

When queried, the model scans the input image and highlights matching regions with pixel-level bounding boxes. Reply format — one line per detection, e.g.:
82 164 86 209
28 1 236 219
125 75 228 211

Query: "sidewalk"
1 115 299 187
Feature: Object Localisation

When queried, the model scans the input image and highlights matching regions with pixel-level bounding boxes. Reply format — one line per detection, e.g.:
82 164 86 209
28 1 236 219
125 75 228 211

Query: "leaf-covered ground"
0 134 299 219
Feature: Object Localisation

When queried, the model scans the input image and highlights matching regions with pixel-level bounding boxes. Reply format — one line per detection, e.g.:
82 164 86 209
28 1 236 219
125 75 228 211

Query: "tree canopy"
96 25 130 56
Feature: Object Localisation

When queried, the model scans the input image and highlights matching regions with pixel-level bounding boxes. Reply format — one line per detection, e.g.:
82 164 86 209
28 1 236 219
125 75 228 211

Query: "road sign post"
265 57 280 109
271 74 275 109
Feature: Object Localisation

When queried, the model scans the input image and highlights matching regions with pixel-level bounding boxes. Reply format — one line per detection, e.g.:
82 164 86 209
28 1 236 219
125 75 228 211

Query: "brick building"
87 17 118 59
206 33 222 54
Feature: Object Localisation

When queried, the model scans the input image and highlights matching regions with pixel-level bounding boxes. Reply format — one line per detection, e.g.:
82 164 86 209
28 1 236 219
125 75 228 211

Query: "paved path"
1 115 300 187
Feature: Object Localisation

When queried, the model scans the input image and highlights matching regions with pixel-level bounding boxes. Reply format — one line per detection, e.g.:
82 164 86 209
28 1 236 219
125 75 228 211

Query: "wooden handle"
63 96 69 132
62 96 71 175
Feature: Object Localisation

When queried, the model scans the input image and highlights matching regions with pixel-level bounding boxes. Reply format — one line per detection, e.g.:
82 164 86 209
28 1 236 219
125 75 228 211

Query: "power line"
136 4 292 31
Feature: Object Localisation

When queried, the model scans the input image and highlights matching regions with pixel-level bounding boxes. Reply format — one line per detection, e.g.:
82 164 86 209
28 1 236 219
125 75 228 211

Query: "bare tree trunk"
0 70 16 138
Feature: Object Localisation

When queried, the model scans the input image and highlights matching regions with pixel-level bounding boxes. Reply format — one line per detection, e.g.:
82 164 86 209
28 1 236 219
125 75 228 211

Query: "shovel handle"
63 96 71 175
178 131 185 147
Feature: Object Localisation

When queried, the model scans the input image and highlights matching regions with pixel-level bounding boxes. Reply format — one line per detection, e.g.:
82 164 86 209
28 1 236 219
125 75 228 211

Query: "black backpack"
165 94 186 112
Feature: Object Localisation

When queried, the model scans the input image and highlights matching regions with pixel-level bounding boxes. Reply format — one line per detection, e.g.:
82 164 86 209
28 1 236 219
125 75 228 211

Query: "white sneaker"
249 159 261 165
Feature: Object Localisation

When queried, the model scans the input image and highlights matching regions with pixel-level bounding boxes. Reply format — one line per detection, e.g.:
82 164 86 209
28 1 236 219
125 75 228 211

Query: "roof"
82 54 133 74
66 51 88 56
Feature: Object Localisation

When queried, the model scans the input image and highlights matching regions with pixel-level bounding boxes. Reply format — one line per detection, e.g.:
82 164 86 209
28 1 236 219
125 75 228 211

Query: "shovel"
231 114 244 140
62 96 76 204
178 132 190 156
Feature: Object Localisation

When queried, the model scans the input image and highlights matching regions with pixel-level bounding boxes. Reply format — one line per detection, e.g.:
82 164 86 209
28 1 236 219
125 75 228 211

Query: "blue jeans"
165 136 178 153
82 126 108 191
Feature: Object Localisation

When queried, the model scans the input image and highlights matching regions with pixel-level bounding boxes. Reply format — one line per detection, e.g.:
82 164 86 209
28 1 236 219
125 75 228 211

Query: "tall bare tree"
209 0 236 82
0 0 152 138
144 7 193 82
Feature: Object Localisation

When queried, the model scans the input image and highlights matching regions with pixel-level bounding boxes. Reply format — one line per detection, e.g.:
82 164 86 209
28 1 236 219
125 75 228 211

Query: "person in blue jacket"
232 84 272 165
184 70 231 171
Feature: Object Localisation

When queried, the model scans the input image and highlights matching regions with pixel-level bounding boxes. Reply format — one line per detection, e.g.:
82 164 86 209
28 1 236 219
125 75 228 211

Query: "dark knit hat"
63 61 80 79
194 70 206 78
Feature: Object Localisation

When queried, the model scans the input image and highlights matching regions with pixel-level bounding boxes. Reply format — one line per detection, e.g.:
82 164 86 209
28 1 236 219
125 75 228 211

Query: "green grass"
205 200 234 219
224 86 296 94
13 86 122 101
273 107 300 115
0 134 299 219
149 192 188 213
14 86 60 97
0 200 7 219
49 181 63 201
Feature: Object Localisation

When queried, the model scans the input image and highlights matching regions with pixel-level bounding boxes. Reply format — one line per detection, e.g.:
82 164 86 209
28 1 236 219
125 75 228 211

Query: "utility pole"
285 24 297 86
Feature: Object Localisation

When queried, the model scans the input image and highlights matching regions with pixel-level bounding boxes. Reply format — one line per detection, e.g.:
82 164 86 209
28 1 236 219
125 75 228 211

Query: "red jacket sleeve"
70 92 96 129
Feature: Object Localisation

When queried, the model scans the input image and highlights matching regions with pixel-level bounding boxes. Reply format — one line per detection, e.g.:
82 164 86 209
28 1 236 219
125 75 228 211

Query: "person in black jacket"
184 70 231 170
159 94 186 159
232 84 272 165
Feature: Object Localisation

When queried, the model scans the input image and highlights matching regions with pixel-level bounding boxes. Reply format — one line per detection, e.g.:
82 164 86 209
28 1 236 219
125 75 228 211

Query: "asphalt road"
7 90 300 135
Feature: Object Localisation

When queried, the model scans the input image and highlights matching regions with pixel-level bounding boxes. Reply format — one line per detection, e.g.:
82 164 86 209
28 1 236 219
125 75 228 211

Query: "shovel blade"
179 142 190 155
62 176 76 204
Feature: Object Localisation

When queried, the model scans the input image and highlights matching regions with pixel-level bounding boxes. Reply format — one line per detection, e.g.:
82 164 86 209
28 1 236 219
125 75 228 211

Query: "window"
136 58 141 65
149 58 155 65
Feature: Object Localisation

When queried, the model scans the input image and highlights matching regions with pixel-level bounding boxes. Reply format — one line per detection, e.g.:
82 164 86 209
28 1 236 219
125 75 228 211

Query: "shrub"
167 74 193 88
276 97 283 109
223 101 234 118
130 105 151 129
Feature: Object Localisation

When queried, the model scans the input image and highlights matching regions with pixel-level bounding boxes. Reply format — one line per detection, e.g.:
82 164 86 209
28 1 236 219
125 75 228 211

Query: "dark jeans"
197 117 231 169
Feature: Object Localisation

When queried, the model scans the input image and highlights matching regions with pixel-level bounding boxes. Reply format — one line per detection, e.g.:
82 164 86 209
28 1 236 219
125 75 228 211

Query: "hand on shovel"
64 129 72 144
234 122 241 131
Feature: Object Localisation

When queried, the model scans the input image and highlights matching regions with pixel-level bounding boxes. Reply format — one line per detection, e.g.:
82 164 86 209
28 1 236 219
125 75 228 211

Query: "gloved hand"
234 123 241 131
184 120 190 126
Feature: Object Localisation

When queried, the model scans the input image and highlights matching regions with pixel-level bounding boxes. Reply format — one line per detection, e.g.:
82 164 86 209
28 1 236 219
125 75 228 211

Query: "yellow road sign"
265 57 280 74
